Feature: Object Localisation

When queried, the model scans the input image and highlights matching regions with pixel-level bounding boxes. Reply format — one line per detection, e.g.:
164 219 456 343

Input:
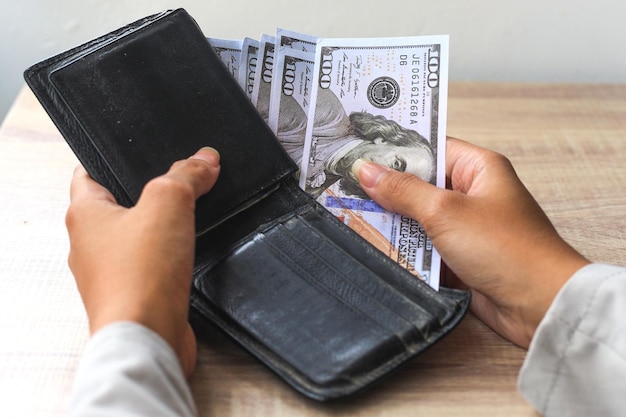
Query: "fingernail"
351 158 388 188
190 146 220 167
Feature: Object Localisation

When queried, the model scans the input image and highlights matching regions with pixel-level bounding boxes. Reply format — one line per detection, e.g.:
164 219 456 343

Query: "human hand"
352 137 589 348
66 147 221 376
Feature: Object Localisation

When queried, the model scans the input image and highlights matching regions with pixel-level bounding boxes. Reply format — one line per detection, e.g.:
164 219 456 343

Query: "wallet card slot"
266 218 434 348
301 206 460 326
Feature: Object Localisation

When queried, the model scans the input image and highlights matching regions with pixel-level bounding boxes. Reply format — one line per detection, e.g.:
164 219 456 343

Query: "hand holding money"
352 137 590 347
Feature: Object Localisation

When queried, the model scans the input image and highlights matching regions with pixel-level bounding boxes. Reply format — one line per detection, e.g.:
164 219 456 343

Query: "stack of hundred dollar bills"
208 29 448 290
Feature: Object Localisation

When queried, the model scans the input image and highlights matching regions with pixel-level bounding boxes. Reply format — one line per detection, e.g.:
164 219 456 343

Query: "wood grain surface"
1 83 624 416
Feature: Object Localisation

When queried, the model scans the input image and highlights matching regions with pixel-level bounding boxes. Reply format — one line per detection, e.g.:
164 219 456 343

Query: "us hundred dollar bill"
207 38 243 81
268 29 318 127
238 37 259 99
267 49 315 166
266 29 318 163
250 34 275 122
300 36 449 289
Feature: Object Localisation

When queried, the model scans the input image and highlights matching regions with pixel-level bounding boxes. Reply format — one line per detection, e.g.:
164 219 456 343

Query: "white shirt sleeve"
518 263 626 417
68 321 197 417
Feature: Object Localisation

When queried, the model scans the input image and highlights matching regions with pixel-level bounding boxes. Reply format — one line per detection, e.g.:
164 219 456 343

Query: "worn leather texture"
24 8 470 401
24 9 295 233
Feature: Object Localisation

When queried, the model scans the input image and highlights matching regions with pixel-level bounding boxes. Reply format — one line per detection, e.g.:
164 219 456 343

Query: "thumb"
138 147 221 211
352 159 443 225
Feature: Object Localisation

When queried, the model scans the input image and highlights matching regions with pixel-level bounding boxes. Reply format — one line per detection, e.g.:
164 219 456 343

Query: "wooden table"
1 83 624 416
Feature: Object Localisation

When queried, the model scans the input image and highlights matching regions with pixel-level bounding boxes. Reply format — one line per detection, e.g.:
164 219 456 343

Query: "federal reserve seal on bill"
367 76 400 108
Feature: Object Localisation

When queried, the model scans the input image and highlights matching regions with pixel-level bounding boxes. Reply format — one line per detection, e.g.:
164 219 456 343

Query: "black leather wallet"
24 8 469 401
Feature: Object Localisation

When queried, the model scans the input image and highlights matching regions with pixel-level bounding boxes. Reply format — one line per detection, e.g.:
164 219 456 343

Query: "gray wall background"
1 0 625 120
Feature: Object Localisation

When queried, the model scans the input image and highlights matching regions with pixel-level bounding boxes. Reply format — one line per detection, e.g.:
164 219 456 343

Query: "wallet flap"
24 9 296 233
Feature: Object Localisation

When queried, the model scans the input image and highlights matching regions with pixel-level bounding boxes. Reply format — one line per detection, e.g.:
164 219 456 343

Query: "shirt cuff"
518 263 626 417
68 321 197 416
